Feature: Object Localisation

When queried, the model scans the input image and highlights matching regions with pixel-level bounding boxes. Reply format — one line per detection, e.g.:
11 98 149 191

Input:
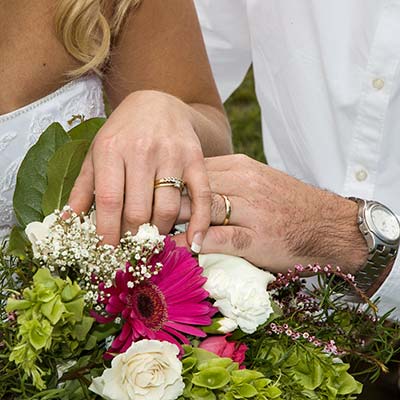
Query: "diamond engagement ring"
154 177 185 193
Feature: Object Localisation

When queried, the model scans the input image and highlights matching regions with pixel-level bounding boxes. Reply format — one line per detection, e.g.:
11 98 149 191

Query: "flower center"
132 282 168 331
137 293 154 318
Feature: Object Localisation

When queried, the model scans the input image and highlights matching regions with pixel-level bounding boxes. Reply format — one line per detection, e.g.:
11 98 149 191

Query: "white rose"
25 213 57 258
89 340 184 400
199 254 276 334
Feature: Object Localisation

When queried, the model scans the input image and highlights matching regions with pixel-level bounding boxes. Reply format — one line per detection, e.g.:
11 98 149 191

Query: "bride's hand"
68 90 211 248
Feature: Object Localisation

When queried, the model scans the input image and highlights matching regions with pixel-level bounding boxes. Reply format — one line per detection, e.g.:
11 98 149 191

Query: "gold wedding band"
221 194 232 226
154 177 185 193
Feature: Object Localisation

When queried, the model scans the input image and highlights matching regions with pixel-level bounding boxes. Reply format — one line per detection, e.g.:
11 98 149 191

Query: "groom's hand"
174 154 368 273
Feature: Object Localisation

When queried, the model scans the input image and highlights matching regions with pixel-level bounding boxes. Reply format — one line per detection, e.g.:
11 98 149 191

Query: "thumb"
173 226 253 257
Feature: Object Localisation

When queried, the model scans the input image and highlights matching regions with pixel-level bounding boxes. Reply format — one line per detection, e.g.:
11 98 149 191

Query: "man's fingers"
173 225 254 257
122 160 154 235
183 159 211 253
177 193 241 226
68 153 95 214
151 170 183 234
93 148 125 246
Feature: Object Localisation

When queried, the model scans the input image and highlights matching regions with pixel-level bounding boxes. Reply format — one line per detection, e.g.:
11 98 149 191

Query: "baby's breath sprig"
30 206 166 306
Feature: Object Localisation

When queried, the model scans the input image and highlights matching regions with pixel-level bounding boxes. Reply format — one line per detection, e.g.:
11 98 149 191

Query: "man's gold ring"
154 177 185 193
221 194 232 226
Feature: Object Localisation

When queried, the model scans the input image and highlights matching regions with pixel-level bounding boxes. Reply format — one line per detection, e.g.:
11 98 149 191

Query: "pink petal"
164 321 206 338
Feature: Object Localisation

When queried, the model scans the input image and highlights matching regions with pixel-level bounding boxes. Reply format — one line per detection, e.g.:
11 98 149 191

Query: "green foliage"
13 118 106 226
6 268 93 390
13 123 70 227
180 346 282 400
69 117 106 142
245 337 362 400
7 226 30 259
42 140 90 215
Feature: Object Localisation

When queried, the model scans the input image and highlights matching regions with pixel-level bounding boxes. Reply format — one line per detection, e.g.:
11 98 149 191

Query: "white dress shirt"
195 0 400 319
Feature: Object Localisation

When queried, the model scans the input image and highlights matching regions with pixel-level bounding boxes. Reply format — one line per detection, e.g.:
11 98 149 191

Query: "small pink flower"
199 335 248 368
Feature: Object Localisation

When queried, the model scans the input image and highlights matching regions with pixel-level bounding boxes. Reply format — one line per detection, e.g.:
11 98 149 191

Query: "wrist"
287 189 369 272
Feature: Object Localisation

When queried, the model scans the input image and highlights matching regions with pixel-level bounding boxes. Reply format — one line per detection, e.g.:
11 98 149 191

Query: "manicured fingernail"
191 232 204 254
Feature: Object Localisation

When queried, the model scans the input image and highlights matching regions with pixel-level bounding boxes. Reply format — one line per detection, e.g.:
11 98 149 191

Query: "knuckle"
234 153 250 164
232 227 252 251
188 146 204 160
194 188 212 204
210 228 230 246
135 136 156 155
124 208 149 226
93 135 118 154
155 203 180 223
95 193 123 210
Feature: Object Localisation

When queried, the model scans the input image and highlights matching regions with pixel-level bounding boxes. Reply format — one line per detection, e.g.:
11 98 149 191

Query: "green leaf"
69 117 106 143
190 387 216 400
13 123 70 227
64 297 85 321
264 385 282 398
90 322 120 342
6 298 32 312
71 316 94 341
7 226 30 259
41 140 90 215
235 383 258 397
41 296 65 325
231 369 264 384
61 281 82 302
192 367 230 389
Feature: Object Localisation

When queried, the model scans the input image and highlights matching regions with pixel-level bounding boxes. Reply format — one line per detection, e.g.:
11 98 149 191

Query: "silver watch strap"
354 244 397 293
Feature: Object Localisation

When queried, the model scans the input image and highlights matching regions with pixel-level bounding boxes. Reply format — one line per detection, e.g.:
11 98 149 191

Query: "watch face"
370 205 400 242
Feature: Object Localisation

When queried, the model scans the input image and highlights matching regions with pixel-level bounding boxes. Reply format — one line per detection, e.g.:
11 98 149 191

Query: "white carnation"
199 254 275 334
89 340 184 400
25 213 57 258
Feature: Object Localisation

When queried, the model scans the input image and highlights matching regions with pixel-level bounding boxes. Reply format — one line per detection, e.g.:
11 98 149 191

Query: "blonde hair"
55 0 141 77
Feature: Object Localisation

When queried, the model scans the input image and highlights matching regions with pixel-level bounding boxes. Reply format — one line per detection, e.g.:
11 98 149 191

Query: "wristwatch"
347 197 400 294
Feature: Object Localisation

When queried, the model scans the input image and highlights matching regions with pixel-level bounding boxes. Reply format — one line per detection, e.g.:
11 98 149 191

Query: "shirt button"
372 78 385 90
355 169 368 182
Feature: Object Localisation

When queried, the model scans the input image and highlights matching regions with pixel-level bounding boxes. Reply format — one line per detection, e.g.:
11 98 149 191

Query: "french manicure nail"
191 232 204 254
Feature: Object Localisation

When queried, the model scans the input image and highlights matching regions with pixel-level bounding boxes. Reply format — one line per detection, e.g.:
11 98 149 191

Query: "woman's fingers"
183 158 212 253
68 152 95 215
151 170 183 234
122 159 154 235
93 145 125 246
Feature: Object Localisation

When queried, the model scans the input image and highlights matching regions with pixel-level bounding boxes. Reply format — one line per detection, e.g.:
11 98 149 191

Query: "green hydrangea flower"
6 268 93 389
180 346 282 400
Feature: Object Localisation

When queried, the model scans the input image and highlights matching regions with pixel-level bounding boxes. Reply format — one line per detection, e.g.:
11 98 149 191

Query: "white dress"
0 74 105 241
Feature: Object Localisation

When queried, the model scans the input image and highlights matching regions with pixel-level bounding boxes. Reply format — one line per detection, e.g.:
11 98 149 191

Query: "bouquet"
0 119 399 400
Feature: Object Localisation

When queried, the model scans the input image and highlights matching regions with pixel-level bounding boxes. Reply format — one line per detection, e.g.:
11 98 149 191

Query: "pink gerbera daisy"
93 237 216 356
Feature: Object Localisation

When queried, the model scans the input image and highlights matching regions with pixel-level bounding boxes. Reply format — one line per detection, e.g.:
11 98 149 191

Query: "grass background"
224 68 265 163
